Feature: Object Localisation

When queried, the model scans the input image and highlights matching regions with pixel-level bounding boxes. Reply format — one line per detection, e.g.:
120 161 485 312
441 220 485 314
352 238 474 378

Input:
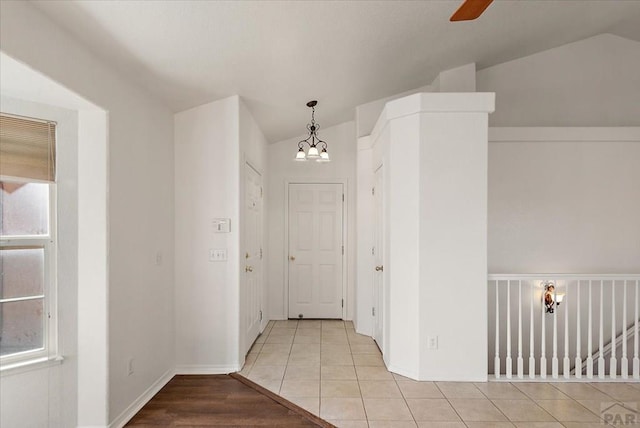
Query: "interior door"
243 163 263 354
288 183 344 319
373 166 384 347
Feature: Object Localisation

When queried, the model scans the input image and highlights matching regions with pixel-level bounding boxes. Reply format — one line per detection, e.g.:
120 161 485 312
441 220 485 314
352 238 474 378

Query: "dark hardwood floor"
126 374 334 427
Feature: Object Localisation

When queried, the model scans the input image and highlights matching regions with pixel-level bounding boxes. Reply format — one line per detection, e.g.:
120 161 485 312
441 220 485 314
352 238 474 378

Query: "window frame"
0 178 58 370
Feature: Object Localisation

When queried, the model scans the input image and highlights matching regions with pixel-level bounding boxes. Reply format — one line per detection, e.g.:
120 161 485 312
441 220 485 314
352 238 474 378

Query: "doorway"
372 166 384 348
287 183 344 319
243 163 263 355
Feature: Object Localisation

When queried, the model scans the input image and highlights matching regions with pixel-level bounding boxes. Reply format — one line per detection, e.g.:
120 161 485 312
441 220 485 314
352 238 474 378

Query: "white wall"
1 2 175 426
267 121 357 320
356 85 432 138
431 63 476 92
174 96 241 373
488 128 640 274
478 34 640 127
174 96 268 371
0 97 78 428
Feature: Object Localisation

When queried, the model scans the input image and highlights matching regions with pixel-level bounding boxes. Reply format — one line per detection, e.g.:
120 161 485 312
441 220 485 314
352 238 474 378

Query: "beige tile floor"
240 320 640 428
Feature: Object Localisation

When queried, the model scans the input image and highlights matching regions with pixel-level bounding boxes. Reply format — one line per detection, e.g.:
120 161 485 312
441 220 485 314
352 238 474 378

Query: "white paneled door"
288 183 344 319
243 163 263 355
373 166 384 348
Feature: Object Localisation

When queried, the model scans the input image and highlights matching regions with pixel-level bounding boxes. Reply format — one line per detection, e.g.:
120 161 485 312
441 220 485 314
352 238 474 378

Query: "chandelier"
294 100 330 162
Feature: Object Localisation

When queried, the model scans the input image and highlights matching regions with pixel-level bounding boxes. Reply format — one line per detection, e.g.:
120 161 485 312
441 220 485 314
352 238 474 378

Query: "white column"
610 281 617 379
506 282 512 378
495 281 500 379
371 93 494 381
563 282 570 378
529 282 535 379
517 280 524 379
575 281 582 379
552 285 559 379
587 280 594 379
598 281 605 379
634 280 639 379
541 284 547 379
621 280 628 379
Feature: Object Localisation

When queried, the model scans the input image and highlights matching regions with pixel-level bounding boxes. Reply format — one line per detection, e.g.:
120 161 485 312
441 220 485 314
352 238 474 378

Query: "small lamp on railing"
543 281 564 314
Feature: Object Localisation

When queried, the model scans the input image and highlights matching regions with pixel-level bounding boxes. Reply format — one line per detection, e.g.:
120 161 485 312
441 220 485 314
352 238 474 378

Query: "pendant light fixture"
294 100 330 162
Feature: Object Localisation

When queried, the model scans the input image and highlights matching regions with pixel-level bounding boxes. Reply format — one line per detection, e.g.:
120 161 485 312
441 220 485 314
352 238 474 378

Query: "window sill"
0 355 64 377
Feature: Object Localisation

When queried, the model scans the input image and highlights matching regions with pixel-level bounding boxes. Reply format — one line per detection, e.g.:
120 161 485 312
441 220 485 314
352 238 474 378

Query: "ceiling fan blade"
450 0 494 22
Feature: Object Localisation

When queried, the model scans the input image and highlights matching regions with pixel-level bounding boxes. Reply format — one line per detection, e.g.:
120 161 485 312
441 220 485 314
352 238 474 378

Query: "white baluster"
495 281 500 379
563 282 570 378
621 280 628 379
517 280 524 378
587 280 593 379
506 281 512 378
552 283 559 379
529 280 535 379
575 281 582 379
598 280 605 379
541 281 547 379
610 281 617 379
634 280 639 379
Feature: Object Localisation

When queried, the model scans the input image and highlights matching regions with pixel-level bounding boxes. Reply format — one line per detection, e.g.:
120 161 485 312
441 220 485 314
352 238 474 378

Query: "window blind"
0 113 56 182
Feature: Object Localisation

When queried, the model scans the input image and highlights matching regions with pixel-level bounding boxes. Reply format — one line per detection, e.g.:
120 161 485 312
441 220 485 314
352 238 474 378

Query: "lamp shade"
307 146 320 158
295 148 307 161
317 149 330 162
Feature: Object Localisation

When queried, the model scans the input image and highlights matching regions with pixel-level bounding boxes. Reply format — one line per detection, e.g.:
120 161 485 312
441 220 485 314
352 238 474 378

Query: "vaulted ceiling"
33 0 640 142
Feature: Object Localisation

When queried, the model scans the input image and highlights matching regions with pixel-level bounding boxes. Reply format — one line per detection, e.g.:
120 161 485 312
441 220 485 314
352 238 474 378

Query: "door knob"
245 266 253 272
290 256 296 261
375 265 384 272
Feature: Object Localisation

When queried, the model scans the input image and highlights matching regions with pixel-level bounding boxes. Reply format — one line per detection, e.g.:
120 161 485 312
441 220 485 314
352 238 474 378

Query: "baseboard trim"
387 364 419 381
108 368 174 428
175 365 239 375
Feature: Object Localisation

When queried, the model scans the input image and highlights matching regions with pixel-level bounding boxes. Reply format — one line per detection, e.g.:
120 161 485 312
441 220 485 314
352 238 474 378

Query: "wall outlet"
427 336 438 350
127 358 134 376
155 251 163 266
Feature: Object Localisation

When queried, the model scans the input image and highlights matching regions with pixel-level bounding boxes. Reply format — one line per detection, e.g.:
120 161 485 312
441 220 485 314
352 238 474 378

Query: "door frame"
240 157 265 358
283 178 348 320
372 164 384 350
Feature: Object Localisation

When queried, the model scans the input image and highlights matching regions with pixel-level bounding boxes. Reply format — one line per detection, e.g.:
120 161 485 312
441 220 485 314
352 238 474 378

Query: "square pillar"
372 93 494 381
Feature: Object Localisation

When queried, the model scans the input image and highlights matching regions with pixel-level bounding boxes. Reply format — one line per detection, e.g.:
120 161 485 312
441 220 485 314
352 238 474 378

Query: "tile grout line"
547 381 609 422
389 363 418 426
476 381 511 424
346 322 371 427
433 381 468 426
510 382 567 425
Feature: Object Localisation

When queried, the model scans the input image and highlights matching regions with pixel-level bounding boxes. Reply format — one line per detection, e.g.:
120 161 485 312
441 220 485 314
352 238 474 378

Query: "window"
0 113 57 368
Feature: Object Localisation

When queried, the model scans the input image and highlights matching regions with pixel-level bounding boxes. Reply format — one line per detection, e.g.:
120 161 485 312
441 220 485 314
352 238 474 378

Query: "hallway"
241 320 640 427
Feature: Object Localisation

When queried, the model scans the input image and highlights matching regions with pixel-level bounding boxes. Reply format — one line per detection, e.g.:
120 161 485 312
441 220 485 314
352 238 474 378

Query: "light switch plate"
209 249 227 262
212 218 231 233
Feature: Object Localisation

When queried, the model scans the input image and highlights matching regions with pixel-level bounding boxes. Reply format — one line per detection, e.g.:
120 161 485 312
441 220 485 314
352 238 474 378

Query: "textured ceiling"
32 0 640 142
